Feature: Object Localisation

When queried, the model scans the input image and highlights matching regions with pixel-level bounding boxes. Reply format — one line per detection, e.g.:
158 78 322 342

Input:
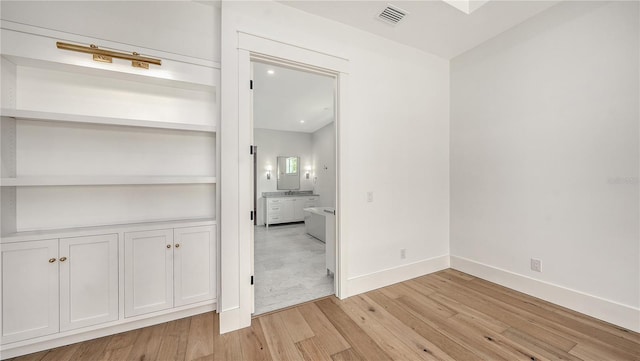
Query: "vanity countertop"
262 191 319 198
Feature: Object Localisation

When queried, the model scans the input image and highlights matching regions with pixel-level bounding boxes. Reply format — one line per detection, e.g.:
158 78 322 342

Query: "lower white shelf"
0 176 216 187
0 218 216 243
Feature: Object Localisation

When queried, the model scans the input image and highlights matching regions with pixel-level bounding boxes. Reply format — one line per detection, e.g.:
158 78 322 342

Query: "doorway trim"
237 31 349 328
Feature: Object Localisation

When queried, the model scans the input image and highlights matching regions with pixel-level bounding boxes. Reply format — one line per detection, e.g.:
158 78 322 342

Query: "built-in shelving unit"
0 20 218 238
0 19 220 358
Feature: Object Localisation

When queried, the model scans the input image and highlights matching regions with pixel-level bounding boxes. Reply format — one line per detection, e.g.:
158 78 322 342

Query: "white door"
174 226 216 307
59 234 118 331
124 229 173 317
1 239 59 344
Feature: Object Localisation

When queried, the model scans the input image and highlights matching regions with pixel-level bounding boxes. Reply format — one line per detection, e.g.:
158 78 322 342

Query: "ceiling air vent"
377 4 408 26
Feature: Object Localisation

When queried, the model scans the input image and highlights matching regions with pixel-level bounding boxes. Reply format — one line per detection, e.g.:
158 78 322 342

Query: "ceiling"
253 62 335 133
281 0 561 59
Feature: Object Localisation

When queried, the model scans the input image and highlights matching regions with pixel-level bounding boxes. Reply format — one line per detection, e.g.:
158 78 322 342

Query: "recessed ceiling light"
267 69 275 75
300 120 305 123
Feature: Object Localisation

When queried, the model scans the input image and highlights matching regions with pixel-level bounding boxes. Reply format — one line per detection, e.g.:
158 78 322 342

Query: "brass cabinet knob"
166 244 171 249
49 258 56 263
59 257 67 262
175 244 180 248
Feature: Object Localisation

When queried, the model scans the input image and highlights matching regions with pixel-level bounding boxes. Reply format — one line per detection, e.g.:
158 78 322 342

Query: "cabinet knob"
59 257 67 262
49 258 56 263
175 243 180 248
166 244 172 249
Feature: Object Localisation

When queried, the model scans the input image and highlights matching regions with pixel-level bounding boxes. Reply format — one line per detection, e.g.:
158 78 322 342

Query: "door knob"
175 244 180 248
166 244 172 249
49 258 56 263
59 257 67 262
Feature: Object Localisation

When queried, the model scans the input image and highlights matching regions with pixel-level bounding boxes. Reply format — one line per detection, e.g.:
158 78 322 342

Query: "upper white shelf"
1 109 216 133
0 176 216 187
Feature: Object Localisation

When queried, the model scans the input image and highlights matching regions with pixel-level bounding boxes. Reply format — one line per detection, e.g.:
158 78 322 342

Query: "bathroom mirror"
277 156 300 190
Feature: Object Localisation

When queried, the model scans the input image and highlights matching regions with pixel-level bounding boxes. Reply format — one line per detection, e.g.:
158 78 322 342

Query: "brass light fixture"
56 41 162 69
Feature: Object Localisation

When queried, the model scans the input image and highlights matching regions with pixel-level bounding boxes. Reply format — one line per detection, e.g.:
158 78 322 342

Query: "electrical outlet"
531 258 541 272
367 191 374 202
400 248 406 259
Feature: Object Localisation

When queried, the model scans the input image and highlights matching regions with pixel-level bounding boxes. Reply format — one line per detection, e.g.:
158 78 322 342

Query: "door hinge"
250 211 254 221
251 275 254 285
250 145 257 155
250 80 253 89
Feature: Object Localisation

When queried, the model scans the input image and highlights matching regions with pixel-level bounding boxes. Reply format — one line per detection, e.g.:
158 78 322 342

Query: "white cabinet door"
174 226 216 307
281 198 295 221
124 229 173 317
1 239 59 344
59 234 118 331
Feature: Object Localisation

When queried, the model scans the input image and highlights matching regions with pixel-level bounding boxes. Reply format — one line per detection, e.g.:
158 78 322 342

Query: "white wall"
221 0 449 331
0 1 220 62
450 1 639 331
311 122 336 208
254 128 314 225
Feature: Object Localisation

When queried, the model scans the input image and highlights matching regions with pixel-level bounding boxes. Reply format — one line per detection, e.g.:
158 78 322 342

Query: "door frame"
238 32 349 324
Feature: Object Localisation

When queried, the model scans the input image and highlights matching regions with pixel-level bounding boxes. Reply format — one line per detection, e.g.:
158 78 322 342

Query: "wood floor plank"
338 295 444 361
185 312 215 361
416 274 578 352
213 328 242 361
569 341 639 361
316 297 393 361
157 317 191 361
330 348 366 361
260 312 305 361
427 291 510 334
125 322 166 361
295 337 333 361
460 276 639 358
367 290 478 361
38 343 80 361
239 318 273 361
448 313 549 361
501 327 584 361
297 302 351 355
441 269 475 281
73 334 112 361
279 307 314 343
101 345 133 361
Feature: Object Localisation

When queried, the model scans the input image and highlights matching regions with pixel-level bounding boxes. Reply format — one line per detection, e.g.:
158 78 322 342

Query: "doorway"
251 60 337 315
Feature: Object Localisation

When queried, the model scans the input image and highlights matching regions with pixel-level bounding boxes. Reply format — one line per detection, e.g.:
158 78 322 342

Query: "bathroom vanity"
263 192 318 227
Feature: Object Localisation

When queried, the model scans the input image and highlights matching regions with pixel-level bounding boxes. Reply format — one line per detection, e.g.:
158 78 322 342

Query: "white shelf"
0 176 216 187
1 108 216 133
1 218 216 243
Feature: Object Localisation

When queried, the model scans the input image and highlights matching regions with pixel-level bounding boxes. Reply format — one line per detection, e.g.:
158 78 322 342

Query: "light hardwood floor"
8 269 639 361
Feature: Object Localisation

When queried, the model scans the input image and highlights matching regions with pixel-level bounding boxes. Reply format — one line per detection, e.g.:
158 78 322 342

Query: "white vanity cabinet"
124 225 216 317
1 234 118 344
264 195 318 227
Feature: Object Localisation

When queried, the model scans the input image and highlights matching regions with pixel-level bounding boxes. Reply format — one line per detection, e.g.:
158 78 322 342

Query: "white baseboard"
450 255 640 333
346 254 450 297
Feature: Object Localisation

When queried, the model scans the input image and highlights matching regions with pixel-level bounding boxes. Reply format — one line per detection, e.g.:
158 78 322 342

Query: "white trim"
219 30 349 334
238 32 349 74
450 255 640 333
346 255 450 297
218 306 242 334
0 302 215 359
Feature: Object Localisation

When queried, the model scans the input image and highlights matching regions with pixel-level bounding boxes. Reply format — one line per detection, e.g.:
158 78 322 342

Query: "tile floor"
253 223 334 315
